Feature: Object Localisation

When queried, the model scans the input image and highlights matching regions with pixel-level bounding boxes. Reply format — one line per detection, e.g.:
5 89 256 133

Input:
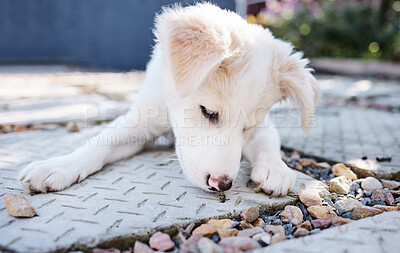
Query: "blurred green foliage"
250 0 400 61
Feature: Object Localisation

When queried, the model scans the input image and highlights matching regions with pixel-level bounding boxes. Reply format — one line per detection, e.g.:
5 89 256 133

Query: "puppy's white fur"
19 3 319 196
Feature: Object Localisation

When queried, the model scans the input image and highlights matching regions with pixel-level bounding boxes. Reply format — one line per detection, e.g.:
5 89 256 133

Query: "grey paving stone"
252 211 400 253
0 127 326 253
275 107 400 180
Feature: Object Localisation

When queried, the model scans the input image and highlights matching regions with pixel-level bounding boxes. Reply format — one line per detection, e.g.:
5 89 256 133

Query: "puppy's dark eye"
200 105 219 124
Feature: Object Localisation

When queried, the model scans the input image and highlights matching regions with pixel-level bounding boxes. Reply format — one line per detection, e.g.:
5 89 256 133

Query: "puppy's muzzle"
206 175 233 191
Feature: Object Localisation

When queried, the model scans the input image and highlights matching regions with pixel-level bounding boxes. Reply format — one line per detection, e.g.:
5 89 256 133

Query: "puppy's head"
155 3 319 191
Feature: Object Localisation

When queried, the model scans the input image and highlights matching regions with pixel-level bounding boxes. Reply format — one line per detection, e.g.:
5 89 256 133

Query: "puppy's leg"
242 117 296 196
19 106 166 193
19 54 169 193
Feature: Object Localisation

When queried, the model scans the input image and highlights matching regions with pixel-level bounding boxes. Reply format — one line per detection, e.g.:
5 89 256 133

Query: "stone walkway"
276 106 400 179
0 127 325 252
253 210 400 253
0 68 399 252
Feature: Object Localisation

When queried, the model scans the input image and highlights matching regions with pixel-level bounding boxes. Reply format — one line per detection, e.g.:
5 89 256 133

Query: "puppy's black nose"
207 175 233 191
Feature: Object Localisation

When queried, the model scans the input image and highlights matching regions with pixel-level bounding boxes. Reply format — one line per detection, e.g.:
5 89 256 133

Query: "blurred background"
247 0 400 62
0 0 399 130
0 0 398 71
0 0 236 71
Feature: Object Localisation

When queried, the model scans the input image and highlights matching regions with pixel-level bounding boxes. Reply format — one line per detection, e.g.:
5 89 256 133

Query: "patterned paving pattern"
0 127 325 252
276 106 400 179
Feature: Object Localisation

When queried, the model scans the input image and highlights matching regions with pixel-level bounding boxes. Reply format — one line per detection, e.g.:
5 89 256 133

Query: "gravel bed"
92 150 399 253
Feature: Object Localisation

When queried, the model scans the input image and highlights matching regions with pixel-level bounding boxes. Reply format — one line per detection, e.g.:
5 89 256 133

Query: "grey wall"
0 0 235 71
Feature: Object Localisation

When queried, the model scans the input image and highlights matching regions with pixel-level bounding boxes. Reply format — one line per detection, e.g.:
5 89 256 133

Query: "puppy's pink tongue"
208 177 220 191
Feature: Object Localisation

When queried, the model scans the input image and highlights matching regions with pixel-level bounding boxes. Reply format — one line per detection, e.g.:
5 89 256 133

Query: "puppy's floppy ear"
274 41 320 133
155 6 231 97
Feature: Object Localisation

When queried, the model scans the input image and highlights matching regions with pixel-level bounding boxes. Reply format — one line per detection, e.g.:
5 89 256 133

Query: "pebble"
41 124 59 130
241 207 259 223
319 190 332 199
0 124 12 133
298 190 322 207
289 161 303 171
13 124 28 132
270 235 286 244
211 234 220 243
368 199 386 206
180 234 202 253
263 225 285 236
293 228 310 238
361 197 371 205
217 229 238 239
4 194 36 218
347 193 356 199
331 163 357 180
271 219 283 226
206 219 235 230
192 224 218 238
372 205 400 212
381 179 400 190
311 219 331 229
342 212 353 219
253 218 265 227
350 183 360 192
315 162 330 169
260 215 274 225
333 203 346 215
361 177 383 191
30 123 43 131
279 205 303 226
300 158 317 167
66 121 81 132
263 225 286 243
283 223 294 235
290 151 301 159
332 216 352 226
335 198 362 212
237 227 264 237
364 190 372 197
297 221 312 231
253 233 272 245
330 176 351 194
307 206 337 220
133 241 155 253
219 236 261 251
296 202 310 219
197 237 224 253
371 189 394 205
240 220 254 229
149 231 175 251
352 206 383 220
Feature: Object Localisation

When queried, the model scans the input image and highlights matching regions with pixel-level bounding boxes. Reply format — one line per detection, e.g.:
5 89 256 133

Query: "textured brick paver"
0 127 326 252
253 211 400 253
276 106 400 179
1 70 399 251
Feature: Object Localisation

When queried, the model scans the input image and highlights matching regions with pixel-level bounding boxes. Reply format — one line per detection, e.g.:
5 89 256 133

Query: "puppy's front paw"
251 159 296 196
18 156 82 193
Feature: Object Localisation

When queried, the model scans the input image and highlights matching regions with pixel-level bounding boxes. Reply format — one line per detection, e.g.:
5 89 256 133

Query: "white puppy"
19 3 319 196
